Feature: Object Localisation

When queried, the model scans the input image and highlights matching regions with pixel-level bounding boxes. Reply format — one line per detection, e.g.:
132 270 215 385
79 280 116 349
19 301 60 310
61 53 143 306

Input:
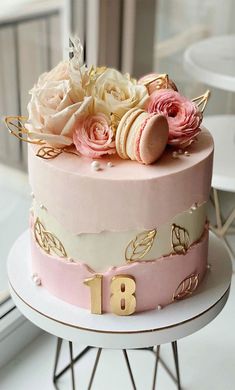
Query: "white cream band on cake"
31 199 207 272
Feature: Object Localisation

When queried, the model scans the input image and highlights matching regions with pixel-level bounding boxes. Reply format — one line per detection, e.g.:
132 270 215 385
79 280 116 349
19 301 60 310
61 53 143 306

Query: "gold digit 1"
84 275 103 314
110 275 136 316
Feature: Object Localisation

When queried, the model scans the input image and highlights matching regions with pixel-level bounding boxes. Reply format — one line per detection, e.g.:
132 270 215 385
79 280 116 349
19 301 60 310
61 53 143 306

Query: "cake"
5 38 213 316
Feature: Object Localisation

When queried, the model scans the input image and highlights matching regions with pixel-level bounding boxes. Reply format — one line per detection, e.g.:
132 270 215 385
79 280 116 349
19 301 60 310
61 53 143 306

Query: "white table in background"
184 35 235 260
8 231 232 389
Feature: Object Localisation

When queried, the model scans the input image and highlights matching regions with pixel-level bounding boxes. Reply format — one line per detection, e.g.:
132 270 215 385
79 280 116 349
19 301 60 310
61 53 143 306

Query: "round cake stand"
8 231 232 390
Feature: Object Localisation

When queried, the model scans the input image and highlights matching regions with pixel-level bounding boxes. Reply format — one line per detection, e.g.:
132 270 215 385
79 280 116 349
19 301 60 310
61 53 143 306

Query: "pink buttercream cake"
6 39 214 316
28 126 213 315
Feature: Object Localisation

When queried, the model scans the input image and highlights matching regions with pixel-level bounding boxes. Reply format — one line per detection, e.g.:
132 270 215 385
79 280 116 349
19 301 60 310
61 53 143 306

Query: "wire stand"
52 338 181 390
210 188 235 262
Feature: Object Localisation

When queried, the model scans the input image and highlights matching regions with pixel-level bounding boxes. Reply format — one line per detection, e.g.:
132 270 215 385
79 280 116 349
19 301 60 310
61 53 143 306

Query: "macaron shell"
116 108 143 159
138 114 169 165
126 111 149 160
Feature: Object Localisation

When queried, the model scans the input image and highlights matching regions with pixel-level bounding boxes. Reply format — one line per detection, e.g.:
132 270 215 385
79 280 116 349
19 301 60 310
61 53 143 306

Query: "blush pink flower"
147 89 202 147
73 113 116 158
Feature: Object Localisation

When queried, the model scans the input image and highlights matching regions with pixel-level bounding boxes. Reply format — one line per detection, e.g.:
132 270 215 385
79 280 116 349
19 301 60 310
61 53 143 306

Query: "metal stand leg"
149 342 181 389
88 348 102 390
53 338 63 384
172 341 181 390
123 349 137 390
53 337 91 389
152 345 160 389
210 188 235 261
69 341 76 390
52 338 182 389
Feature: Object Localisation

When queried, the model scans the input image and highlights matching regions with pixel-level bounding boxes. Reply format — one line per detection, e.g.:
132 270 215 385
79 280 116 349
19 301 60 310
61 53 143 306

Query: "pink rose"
73 113 116 158
147 89 202 147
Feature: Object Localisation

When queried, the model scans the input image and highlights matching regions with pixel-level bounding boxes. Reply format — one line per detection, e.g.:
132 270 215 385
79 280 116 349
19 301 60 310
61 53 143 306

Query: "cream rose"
27 76 92 147
34 61 70 89
73 113 116 158
91 68 148 119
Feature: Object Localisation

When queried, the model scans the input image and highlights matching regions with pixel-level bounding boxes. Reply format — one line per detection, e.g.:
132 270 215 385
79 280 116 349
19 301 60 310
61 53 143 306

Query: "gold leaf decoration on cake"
192 90 210 113
125 229 157 262
173 273 199 301
4 116 45 145
34 218 67 258
36 146 63 159
171 224 190 254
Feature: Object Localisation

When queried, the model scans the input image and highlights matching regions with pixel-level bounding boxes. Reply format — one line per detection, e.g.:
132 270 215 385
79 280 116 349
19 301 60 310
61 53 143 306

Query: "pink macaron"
115 108 169 165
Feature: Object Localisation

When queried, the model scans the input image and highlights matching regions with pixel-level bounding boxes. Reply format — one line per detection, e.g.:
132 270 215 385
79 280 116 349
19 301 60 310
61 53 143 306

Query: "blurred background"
0 0 235 387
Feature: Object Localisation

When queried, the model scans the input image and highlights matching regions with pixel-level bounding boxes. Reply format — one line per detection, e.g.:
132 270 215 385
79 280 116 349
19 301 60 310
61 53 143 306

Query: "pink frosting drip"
30 228 208 313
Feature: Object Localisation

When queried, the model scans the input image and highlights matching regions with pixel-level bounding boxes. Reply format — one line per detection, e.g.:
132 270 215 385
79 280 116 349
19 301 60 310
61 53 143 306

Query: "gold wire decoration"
36 146 63 159
125 229 157 262
171 224 190 254
192 90 210 113
36 145 80 160
173 273 199 301
5 116 80 160
4 116 45 145
34 218 67 258
141 73 169 90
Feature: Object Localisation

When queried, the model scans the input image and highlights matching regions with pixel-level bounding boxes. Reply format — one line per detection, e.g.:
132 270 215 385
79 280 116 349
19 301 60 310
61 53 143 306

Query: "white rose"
91 68 148 119
27 77 92 147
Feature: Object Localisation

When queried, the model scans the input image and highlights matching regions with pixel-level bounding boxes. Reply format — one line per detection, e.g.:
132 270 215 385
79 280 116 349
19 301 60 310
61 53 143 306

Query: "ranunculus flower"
90 68 148 119
73 113 116 158
26 72 92 147
147 89 202 147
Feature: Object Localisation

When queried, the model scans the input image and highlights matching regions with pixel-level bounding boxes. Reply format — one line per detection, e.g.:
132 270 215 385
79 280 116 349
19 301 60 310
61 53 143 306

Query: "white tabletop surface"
204 115 235 192
184 35 235 91
7 231 232 349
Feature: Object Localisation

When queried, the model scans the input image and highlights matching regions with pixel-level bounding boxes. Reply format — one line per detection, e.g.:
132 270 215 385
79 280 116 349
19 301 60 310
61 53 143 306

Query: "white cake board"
8 231 232 349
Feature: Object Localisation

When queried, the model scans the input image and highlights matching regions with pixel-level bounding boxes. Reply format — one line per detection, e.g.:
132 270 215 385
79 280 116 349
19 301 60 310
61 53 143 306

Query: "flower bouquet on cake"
5 37 210 166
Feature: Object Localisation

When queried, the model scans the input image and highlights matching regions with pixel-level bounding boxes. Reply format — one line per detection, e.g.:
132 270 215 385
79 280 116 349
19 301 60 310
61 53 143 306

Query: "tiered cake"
6 39 213 316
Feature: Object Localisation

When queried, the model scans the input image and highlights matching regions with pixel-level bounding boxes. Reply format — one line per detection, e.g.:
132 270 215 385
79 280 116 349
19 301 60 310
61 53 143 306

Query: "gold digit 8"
110 275 136 316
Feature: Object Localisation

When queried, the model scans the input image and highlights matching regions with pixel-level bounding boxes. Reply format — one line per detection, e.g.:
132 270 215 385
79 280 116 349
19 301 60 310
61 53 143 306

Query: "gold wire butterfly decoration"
4 116 79 160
